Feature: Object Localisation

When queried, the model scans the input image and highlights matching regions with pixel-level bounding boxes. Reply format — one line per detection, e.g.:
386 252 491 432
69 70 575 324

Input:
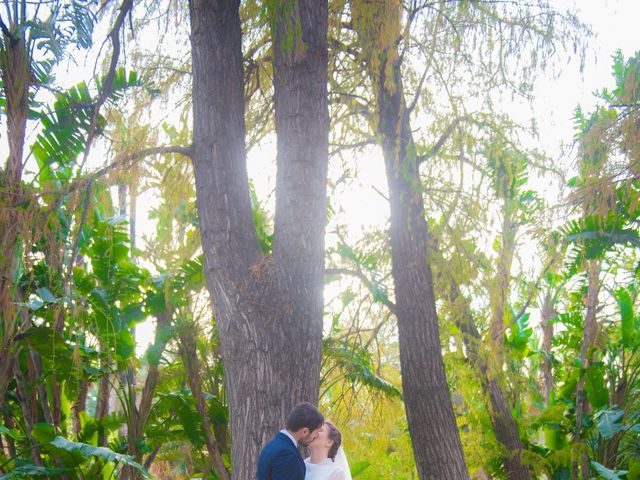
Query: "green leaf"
0 425 19 440
584 363 609 409
507 312 533 354
32 422 56 443
154 391 206 447
628 460 640 480
21 327 74 377
122 303 145 327
350 460 370 476
36 287 56 304
323 338 401 399
596 408 625 439
0 464 71 479
49 436 150 477
116 329 136 361
616 287 635 348
552 467 571 480
590 460 627 479
544 426 566 451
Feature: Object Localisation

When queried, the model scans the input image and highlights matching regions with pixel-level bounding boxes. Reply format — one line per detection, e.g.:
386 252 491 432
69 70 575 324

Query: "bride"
305 421 351 480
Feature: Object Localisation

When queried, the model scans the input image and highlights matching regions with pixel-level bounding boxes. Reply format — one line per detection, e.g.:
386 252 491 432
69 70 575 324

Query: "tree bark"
350 2 468 477
0 21 30 410
375 41 469 480
188 1 329 479
72 379 89 434
572 259 601 480
541 290 555 404
121 310 175 480
95 370 111 446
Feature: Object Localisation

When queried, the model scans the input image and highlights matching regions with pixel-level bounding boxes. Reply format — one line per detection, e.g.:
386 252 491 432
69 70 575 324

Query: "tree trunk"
541 290 555 403
483 192 531 480
375 50 469 480
0 23 30 409
72 379 89 434
350 3 467 476
188 1 328 479
572 259 601 480
95 371 111 446
121 310 176 480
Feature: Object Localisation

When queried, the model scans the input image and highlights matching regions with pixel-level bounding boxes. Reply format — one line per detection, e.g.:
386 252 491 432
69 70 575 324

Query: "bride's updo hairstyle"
325 421 342 461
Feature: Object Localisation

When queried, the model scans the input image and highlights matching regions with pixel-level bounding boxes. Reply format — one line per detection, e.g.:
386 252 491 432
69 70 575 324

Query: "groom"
257 402 324 480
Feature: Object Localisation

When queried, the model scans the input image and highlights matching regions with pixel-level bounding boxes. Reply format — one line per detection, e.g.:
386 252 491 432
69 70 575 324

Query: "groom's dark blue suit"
257 432 306 480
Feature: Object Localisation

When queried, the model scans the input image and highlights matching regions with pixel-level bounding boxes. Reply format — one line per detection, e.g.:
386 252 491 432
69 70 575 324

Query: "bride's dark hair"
325 421 342 461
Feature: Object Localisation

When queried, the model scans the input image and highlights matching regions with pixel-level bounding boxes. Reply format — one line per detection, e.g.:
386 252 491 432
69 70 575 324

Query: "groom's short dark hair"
286 402 324 432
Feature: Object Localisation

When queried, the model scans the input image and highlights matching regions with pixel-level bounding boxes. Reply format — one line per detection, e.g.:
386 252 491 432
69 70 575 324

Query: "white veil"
334 446 352 480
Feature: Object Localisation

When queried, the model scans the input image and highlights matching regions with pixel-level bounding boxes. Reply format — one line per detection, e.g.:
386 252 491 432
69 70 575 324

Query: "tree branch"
80 0 134 171
329 140 375 156
325 268 396 314
0 14 14 44
40 144 192 221
418 116 467 164
406 62 429 115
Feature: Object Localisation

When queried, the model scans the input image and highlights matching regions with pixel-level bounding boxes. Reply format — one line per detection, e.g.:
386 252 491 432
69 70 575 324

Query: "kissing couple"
257 402 351 480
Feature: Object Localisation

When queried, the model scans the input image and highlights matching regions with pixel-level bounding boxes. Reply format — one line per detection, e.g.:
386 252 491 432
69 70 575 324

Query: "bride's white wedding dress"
304 458 345 480
304 447 352 480
305 447 352 480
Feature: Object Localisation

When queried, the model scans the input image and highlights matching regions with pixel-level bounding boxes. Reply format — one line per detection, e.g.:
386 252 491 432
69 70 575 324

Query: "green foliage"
323 337 401 399
49 436 150 476
2 1 638 478
0 465 71 480
590 461 627 480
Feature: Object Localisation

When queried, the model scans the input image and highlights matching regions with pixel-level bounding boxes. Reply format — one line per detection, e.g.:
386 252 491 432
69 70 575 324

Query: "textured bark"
0 24 30 410
2 412 17 458
349 1 468 475
485 380 530 480
189 1 328 479
72 379 89 434
572 259 601 480
14 361 42 465
371 43 469 480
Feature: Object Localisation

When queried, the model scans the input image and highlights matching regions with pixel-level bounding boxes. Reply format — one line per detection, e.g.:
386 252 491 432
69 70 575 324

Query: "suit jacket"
257 432 306 480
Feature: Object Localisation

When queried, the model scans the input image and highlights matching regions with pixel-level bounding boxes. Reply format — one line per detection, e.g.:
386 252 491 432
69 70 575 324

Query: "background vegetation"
0 1 638 479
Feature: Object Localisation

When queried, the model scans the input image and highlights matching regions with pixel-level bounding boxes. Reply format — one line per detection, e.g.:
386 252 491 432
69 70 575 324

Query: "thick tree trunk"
350 2 467 476
376 62 468 479
189 1 328 479
0 27 30 409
